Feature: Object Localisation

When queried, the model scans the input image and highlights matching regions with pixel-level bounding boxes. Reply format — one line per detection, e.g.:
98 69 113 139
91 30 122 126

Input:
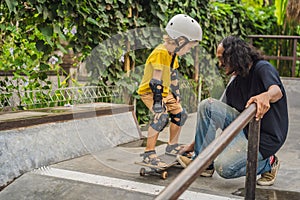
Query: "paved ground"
1 105 300 200
1 77 300 199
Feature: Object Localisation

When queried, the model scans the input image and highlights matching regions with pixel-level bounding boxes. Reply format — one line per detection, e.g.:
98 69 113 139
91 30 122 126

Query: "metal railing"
0 86 120 111
155 103 260 200
247 35 300 77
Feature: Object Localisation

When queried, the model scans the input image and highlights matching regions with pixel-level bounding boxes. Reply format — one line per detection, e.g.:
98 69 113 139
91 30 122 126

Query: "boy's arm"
152 69 162 80
170 69 180 103
149 69 164 113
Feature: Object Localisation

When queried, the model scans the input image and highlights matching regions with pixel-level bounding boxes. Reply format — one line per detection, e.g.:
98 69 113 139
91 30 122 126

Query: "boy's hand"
174 94 181 103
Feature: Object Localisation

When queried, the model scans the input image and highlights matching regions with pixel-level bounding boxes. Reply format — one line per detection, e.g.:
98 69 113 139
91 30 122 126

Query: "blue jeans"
194 98 271 179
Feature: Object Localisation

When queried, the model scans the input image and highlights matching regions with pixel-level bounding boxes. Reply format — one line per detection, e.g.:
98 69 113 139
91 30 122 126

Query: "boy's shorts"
140 92 182 114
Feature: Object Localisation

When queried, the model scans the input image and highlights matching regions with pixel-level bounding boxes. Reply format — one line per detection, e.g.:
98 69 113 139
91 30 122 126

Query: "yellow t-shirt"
138 44 179 97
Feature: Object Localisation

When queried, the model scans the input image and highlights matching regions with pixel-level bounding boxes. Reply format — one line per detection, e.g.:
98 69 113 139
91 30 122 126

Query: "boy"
137 14 202 167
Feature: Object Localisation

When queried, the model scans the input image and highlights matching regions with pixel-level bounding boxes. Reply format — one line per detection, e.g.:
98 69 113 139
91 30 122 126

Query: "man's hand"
245 85 282 121
178 142 195 156
245 92 271 121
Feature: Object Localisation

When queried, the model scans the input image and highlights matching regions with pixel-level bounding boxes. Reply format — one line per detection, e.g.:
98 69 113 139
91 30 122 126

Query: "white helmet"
165 14 202 42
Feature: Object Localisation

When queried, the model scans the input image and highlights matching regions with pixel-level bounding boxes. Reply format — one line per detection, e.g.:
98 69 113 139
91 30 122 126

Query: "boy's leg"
169 122 181 145
145 126 159 152
165 93 188 155
140 93 168 166
140 93 167 152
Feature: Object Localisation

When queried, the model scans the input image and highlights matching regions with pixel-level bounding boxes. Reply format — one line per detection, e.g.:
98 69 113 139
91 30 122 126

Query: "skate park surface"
0 78 300 200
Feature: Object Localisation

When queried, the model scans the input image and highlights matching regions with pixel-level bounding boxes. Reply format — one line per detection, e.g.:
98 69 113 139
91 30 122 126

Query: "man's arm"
265 85 283 103
245 85 283 121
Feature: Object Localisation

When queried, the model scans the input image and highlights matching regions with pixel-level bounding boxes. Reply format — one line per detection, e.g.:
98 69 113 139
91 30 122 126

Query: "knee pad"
170 109 188 126
150 113 169 132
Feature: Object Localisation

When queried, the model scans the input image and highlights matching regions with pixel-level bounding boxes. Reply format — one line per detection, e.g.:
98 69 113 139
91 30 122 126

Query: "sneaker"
176 155 192 168
142 150 168 168
176 155 214 177
200 165 215 177
165 143 184 156
257 155 280 186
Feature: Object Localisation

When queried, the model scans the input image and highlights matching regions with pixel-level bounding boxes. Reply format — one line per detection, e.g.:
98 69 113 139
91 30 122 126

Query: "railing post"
155 104 257 200
249 37 253 45
292 38 297 77
245 118 261 200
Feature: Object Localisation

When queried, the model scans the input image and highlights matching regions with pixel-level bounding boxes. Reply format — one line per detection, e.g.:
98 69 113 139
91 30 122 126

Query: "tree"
286 0 300 25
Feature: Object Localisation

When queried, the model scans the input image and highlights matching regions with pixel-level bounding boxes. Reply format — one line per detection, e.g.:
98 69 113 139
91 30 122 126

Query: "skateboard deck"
135 154 179 179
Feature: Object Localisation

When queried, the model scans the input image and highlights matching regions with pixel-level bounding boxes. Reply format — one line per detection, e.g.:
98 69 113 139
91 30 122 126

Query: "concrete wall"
281 77 300 109
0 104 141 187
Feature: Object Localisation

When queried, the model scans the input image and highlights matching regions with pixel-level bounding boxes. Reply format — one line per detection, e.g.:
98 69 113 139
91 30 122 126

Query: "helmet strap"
174 38 189 54
170 54 176 70
170 38 189 70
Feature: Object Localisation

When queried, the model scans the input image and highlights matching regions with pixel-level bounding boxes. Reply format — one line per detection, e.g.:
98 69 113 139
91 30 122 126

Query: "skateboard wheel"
140 168 146 176
161 171 168 180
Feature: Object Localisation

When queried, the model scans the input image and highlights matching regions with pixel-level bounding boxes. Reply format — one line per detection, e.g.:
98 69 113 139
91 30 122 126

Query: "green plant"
0 1 80 109
0 0 290 123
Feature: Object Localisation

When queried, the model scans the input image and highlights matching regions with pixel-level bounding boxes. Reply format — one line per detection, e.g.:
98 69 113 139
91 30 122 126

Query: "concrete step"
0 103 141 187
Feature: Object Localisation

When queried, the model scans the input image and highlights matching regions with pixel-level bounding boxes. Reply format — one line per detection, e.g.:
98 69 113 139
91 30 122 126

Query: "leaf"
36 40 46 51
36 4 43 14
53 24 67 41
156 12 166 21
275 0 288 26
87 17 100 27
158 2 168 12
5 0 17 14
38 24 53 37
39 63 50 71
39 72 48 80
56 43 68 54
105 0 113 4
42 85 50 90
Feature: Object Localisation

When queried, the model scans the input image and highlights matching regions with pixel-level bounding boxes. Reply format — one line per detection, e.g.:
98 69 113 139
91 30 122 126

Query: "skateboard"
135 154 180 180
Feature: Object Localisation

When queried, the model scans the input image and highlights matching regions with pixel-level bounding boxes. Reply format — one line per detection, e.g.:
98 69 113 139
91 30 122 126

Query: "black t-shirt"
226 60 289 159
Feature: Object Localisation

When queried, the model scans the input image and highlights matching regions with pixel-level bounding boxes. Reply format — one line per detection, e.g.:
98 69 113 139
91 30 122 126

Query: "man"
177 36 289 186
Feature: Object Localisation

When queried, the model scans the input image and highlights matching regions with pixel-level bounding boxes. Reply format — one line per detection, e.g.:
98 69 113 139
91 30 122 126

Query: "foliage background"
0 0 299 123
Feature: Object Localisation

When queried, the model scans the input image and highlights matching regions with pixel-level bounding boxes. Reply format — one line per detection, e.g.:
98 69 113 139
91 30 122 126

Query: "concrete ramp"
281 77 300 109
0 103 141 187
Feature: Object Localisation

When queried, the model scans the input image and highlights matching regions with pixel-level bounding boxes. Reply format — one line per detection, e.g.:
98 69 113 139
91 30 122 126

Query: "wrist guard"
149 79 164 113
171 84 181 99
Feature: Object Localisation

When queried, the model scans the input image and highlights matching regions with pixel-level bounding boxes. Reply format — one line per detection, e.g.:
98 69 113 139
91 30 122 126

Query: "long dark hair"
221 36 263 77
